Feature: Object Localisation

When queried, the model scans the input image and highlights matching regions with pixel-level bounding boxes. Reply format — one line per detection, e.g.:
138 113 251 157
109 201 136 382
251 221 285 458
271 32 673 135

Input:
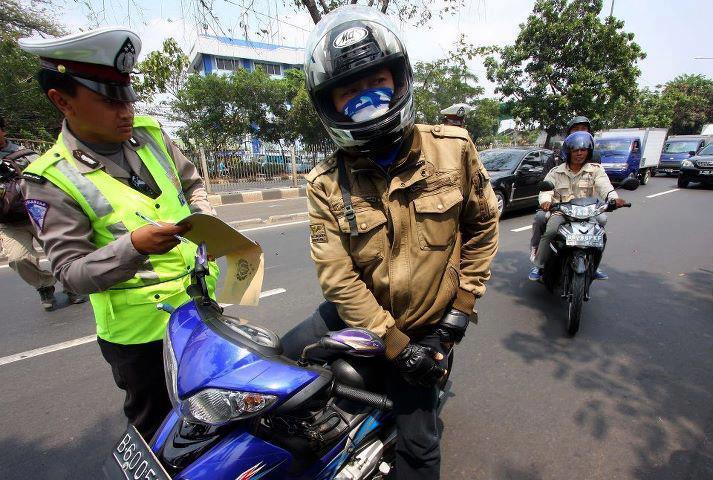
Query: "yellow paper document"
178 213 265 306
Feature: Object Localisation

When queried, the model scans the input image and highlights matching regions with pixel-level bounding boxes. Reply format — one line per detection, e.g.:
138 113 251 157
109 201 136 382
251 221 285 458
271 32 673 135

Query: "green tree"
661 75 713 135
484 0 645 145
0 0 66 141
465 98 501 145
133 38 190 104
608 87 673 129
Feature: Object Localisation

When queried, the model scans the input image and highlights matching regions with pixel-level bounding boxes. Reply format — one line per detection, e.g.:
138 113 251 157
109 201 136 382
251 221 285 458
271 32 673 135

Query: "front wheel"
566 272 585 336
677 177 689 188
639 168 650 185
495 191 505 216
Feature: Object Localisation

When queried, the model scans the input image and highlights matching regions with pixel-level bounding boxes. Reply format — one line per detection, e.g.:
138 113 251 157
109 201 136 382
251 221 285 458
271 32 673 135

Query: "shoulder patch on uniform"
25 199 49 232
309 224 328 243
430 124 470 141
21 173 46 184
72 150 100 168
305 157 337 183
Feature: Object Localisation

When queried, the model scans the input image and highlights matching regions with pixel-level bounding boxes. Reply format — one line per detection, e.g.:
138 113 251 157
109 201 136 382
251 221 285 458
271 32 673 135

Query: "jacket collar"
60 120 144 176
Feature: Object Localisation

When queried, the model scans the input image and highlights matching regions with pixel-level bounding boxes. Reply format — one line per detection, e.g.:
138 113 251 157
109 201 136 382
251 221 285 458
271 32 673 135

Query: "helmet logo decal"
114 37 137 73
333 27 368 48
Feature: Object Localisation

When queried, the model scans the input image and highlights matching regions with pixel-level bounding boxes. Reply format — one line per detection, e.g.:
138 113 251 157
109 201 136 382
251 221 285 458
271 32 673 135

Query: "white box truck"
594 128 668 185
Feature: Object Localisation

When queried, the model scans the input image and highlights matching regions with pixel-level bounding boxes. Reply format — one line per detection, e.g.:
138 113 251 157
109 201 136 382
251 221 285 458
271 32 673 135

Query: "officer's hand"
614 198 627 208
393 344 446 388
540 202 552 211
131 223 190 255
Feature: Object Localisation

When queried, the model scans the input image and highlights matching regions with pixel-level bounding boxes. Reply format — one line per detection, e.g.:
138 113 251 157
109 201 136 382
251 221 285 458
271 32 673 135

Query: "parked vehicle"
657 135 712 176
534 177 639 336
594 128 668 185
480 147 554 215
678 142 713 188
103 243 452 480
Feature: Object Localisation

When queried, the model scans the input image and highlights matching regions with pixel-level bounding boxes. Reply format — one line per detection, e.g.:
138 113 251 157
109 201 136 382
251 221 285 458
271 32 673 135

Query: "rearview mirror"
620 177 639 191
518 164 533 173
320 328 385 357
538 180 555 192
689 151 696 157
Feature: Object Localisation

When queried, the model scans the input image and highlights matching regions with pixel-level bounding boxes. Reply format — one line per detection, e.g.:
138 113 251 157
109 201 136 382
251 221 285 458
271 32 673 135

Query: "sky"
58 0 713 97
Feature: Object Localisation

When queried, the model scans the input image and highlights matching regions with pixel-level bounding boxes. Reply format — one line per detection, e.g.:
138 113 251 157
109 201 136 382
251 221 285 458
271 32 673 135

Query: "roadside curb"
209 186 308 206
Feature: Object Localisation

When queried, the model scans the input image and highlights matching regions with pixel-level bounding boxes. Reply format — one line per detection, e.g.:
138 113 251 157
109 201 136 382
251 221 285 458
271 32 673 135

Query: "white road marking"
0 288 287 367
511 225 533 232
239 219 310 232
646 188 679 198
0 334 97 367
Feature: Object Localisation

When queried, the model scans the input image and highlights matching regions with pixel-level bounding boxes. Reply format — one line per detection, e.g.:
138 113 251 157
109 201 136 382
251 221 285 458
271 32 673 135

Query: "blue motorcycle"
103 243 449 480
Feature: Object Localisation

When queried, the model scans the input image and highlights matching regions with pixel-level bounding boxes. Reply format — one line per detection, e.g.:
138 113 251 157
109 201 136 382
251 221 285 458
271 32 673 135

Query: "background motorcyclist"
563 115 601 163
282 6 499 479
528 131 625 281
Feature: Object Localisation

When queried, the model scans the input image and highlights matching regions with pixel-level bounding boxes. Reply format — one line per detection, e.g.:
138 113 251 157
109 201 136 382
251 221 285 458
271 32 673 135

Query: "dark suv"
480 147 554 215
678 143 713 188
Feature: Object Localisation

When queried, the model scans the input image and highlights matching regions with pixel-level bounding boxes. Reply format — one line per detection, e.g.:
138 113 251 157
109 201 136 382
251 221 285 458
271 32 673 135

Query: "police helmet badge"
457 106 465 117
114 37 137 73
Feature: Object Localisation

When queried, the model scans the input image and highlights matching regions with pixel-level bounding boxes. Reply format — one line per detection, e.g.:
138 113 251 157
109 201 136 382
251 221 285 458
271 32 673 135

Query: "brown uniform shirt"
538 162 618 205
21 121 214 295
306 124 499 358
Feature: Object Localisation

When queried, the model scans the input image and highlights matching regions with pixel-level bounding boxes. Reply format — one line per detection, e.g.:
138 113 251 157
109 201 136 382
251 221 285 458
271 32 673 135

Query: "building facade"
188 34 304 78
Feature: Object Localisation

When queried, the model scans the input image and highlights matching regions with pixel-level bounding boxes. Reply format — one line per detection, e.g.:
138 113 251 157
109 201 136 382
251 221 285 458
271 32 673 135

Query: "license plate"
566 234 603 247
700 170 713 175
102 425 171 480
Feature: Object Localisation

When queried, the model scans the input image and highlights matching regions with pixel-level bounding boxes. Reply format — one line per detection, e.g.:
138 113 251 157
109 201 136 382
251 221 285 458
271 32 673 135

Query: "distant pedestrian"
0 115 87 309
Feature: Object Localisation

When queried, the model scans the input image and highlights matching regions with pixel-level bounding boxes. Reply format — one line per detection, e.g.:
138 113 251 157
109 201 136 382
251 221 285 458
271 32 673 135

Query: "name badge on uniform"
130 174 158 198
178 191 187 206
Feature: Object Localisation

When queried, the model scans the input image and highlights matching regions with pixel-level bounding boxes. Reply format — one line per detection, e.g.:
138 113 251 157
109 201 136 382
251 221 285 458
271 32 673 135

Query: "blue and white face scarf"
342 88 393 122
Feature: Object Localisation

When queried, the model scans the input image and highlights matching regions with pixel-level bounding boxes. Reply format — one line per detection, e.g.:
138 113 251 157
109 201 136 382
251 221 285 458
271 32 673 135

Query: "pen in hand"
135 211 190 244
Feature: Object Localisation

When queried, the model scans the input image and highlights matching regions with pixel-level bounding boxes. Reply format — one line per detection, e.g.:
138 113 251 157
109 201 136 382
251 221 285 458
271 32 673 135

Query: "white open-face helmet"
304 5 415 155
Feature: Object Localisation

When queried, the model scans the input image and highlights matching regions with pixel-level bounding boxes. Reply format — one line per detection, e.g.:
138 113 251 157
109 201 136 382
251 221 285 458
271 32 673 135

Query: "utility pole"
609 0 615 17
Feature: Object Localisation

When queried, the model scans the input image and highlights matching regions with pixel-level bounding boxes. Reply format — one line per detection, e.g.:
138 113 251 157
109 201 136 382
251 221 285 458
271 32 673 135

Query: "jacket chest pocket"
577 177 594 195
412 187 463 250
335 206 388 265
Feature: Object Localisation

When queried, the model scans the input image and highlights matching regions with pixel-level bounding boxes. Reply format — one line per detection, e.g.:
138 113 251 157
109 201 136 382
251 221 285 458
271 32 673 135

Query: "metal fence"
7 138 53 153
191 146 329 194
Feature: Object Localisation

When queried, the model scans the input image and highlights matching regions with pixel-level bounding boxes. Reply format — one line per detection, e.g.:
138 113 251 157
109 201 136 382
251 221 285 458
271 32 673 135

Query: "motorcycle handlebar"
332 383 394 411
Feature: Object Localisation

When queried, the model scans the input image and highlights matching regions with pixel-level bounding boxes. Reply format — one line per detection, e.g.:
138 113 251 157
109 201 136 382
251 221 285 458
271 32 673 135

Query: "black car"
480 147 555 215
678 142 713 188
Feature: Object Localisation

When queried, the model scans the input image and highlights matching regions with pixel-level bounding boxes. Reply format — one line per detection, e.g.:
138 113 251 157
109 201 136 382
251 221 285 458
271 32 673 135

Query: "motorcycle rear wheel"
566 272 585 336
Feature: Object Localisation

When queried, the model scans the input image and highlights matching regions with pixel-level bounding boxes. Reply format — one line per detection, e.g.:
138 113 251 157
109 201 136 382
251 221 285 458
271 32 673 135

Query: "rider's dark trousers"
282 302 448 480
98 338 172 441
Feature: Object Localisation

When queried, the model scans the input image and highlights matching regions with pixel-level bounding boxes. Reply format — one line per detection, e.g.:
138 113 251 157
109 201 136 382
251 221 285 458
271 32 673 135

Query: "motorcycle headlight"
681 159 694 168
163 329 180 408
181 388 277 425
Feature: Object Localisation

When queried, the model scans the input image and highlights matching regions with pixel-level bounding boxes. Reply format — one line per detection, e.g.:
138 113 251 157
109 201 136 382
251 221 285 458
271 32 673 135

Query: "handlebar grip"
623 202 632 208
333 383 393 410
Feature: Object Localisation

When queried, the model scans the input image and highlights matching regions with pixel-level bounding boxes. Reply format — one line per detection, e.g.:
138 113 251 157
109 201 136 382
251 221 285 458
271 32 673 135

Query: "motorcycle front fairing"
151 300 331 479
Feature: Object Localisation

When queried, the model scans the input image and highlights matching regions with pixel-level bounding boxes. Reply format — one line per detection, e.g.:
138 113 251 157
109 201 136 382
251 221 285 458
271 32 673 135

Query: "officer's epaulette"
418 124 471 141
22 172 47 184
305 155 337 183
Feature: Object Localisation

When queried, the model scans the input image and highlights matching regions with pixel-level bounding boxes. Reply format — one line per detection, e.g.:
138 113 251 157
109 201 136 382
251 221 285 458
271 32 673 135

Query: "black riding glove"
394 343 446 388
434 308 470 345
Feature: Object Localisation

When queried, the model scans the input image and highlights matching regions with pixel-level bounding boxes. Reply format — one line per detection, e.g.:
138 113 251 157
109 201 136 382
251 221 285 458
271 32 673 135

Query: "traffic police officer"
19 27 218 439
282 7 499 479
440 102 473 127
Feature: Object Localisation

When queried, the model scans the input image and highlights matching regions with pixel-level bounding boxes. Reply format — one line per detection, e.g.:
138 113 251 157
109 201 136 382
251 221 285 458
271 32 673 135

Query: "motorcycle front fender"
570 253 588 274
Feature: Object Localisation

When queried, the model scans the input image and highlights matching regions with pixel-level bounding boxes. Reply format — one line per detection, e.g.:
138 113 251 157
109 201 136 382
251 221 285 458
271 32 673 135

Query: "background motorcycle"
536 177 638 335
103 243 452 480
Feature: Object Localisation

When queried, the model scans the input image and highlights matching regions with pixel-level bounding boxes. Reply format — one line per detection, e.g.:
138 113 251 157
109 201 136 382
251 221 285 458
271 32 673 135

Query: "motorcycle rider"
528 131 626 281
282 6 499 479
529 115 601 263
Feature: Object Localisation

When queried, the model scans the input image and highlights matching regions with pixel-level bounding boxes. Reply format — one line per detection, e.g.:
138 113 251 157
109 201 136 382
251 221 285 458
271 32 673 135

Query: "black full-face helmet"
304 5 415 155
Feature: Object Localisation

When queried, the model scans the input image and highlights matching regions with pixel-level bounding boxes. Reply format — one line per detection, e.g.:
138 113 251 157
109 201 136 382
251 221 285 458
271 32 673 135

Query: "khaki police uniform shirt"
538 161 618 205
20 121 214 295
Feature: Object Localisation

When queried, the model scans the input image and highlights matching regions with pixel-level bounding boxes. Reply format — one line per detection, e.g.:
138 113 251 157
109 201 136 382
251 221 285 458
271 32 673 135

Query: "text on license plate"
700 170 713 175
566 234 603 246
104 425 171 480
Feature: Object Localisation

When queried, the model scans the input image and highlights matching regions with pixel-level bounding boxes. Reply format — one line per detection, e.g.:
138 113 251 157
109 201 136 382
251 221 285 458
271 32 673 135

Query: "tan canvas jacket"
306 124 499 359
538 162 618 205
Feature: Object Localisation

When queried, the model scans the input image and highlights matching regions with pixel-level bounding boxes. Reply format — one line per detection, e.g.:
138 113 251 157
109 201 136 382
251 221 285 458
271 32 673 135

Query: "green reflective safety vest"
25 116 218 344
